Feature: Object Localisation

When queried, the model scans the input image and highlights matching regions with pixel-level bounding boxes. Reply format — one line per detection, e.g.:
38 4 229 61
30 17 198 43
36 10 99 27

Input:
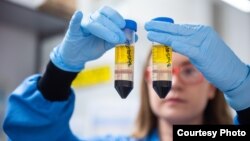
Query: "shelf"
0 0 68 38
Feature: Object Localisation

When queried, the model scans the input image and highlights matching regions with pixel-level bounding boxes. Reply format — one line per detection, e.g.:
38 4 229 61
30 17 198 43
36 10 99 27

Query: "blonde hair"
132 51 233 138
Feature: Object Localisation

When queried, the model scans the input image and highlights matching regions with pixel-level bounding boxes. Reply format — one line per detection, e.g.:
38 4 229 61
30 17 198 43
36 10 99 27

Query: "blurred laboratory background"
0 0 250 140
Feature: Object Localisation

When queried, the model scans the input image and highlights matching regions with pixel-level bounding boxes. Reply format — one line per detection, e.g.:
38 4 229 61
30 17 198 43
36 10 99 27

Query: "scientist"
3 6 250 141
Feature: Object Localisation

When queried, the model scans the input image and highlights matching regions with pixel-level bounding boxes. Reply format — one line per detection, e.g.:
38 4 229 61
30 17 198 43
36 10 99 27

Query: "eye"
182 67 197 76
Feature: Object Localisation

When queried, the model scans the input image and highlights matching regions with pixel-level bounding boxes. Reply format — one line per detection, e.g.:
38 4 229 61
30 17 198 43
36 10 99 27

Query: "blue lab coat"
3 75 160 141
3 62 250 140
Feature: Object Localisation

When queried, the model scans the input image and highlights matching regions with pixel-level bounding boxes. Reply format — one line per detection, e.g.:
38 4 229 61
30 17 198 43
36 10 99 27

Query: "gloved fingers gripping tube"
115 19 137 99
152 17 174 98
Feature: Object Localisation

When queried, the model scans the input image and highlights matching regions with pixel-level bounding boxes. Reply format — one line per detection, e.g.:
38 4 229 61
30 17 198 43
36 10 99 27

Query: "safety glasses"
172 64 204 85
146 64 204 85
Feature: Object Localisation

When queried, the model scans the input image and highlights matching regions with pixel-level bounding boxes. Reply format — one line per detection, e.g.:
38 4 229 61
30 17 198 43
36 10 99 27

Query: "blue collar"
144 128 159 141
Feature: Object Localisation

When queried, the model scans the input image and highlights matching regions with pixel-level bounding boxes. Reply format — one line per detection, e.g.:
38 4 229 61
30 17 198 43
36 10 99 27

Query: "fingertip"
104 31 119 44
74 10 83 18
71 10 83 23
119 19 126 29
68 10 84 32
99 5 125 28
119 34 126 43
135 34 139 42
144 22 150 30
100 5 111 11
146 32 154 42
115 33 129 44
75 10 83 15
144 22 148 30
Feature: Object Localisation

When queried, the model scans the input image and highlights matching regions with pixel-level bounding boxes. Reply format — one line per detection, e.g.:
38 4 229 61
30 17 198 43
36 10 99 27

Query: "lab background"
1 0 250 140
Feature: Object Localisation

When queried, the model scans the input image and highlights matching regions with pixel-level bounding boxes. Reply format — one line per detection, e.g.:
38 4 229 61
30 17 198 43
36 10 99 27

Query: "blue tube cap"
152 17 174 23
124 19 137 32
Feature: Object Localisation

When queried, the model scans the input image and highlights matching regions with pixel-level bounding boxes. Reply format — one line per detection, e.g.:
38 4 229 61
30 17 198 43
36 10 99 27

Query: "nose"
170 72 184 92
172 73 178 85
171 68 184 86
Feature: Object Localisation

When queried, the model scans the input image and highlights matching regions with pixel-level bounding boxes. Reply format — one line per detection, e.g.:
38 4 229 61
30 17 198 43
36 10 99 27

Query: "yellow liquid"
152 44 172 65
152 44 172 81
115 45 134 65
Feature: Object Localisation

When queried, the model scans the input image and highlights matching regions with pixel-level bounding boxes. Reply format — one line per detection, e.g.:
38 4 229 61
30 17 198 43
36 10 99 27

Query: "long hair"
132 51 233 138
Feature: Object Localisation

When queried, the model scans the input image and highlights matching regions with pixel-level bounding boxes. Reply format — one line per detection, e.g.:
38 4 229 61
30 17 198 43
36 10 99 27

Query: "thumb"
171 40 199 59
68 11 83 33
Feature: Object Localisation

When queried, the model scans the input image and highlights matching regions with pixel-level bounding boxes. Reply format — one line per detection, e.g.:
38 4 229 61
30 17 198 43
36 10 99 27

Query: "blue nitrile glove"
145 21 250 111
50 6 126 72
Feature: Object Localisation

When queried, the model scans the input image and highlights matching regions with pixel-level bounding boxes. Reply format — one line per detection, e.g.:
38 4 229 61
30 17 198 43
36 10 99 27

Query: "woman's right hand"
50 6 126 72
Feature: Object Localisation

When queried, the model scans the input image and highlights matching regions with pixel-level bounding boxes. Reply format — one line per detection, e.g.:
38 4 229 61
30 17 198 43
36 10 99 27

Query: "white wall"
0 23 37 94
213 1 250 64
0 22 37 141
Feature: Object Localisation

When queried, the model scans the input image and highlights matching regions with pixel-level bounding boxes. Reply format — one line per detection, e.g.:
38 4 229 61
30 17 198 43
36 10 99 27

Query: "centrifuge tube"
152 17 174 98
115 19 137 99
